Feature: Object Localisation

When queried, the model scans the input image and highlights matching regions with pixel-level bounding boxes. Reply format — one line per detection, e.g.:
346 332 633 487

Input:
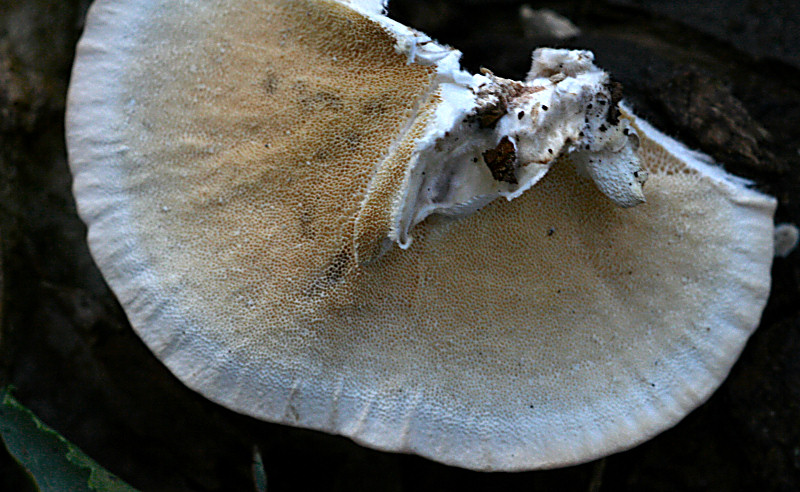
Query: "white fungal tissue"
388 47 647 247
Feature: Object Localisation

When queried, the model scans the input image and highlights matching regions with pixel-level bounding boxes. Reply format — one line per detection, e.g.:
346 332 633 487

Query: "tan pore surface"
68 0 775 471
118 0 436 309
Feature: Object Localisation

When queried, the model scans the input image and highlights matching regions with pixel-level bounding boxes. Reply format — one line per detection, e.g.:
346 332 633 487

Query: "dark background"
1 0 799 490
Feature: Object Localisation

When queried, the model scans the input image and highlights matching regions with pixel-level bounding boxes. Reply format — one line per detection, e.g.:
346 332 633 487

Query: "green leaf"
0 387 138 492
252 446 267 492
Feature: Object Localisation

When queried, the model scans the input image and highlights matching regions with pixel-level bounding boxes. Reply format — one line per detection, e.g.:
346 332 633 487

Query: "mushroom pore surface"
67 0 776 471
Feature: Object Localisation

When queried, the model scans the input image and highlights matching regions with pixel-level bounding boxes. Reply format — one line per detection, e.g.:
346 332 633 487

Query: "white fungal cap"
67 0 776 471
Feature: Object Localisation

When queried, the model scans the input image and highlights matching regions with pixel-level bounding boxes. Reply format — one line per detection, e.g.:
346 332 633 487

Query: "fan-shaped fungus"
67 0 775 470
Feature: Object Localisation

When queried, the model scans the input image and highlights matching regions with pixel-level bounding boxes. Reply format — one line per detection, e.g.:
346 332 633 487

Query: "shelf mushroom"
67 0 776 471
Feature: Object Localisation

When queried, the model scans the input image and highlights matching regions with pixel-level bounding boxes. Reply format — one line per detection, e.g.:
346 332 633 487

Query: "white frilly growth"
774 223 799 257
388 48 648 246
569 105 647 208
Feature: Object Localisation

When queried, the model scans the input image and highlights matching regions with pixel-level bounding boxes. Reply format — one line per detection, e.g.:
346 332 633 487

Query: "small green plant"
0 387 137 492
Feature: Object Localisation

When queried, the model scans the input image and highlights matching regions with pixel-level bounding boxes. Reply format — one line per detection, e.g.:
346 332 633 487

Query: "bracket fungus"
67 0 776 471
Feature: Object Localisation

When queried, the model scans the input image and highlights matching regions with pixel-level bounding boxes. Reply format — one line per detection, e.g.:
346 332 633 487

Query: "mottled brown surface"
1 0 799 490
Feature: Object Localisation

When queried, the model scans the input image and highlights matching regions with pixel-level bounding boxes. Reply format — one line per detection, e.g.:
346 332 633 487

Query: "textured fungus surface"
66 0 776 471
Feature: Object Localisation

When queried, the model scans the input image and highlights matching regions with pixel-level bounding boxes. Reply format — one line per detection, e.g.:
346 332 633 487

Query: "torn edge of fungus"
385 48 647 250
351 11 648 256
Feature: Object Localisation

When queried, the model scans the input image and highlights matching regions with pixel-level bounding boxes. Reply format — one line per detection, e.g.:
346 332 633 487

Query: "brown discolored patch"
312 130 364 161
471 80 546 129
482 136 518 184
305 247 352 297
361 94 394 115
477 99 508 129
321 248 351 286
605 80 624 125
299 210 314 238
262 72 280 94
300 90 343 111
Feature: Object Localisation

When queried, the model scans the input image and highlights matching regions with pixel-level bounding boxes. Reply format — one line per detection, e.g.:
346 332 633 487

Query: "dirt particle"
477 101 507 129
482 136 518 184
